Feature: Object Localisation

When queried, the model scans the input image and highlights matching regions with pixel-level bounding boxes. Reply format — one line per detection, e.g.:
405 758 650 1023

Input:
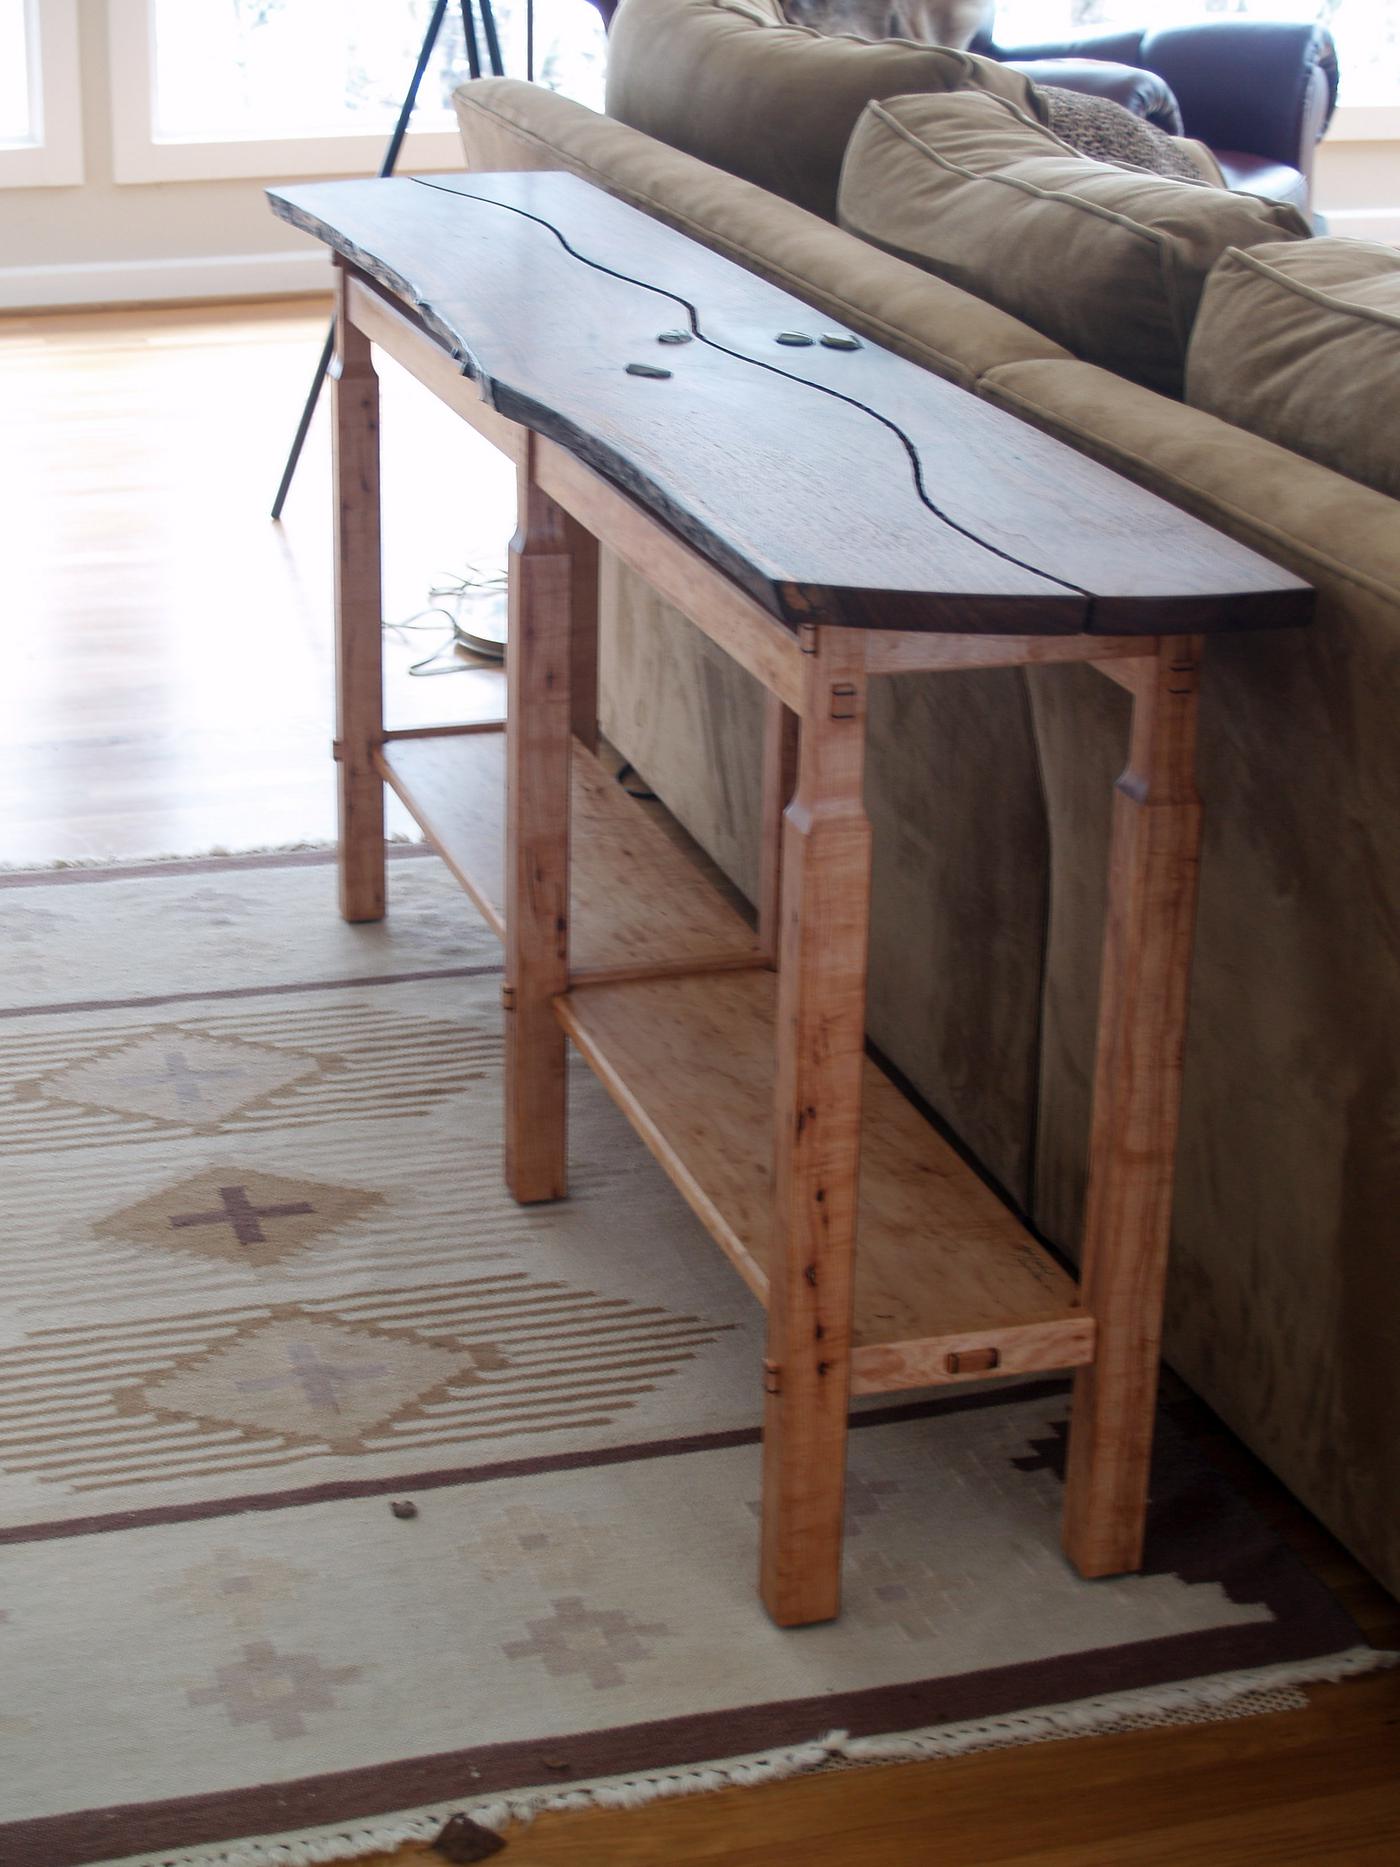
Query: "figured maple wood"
864 631 1153 676
344 271 525 469
331 264 387 922
554 970 1086 1377
375 733 761 978
565 510 600 753
757 692 799 963
1063 636 1207 1578
504 443 573 1203
271 171 1313 638
760 627 873 1624
534 439 805 711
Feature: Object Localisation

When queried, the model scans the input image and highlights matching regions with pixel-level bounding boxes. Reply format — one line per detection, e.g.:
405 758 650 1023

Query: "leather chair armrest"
1139 21 1339 169
1000 57 1183 134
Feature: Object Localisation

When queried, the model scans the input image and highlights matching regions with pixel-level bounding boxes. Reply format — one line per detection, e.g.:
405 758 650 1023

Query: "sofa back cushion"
1186 238 1400 499
605 0 1038 220
837 89 1312 395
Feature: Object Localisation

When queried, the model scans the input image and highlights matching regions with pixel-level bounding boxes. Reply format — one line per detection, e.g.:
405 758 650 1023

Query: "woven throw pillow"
605 0 1038 222
1037 84 1222 186
836 89 1312 394
1186 238 1400 499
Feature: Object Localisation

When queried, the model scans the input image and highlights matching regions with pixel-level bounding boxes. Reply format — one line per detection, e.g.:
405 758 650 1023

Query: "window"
107 0 605 184
0 0 83 187
992 1 1400 120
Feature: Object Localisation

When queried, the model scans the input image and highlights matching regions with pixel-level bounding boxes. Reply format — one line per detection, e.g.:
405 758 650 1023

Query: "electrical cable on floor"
382 561 507 673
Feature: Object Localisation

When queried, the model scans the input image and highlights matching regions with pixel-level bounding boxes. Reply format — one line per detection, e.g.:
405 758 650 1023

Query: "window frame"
106 0 468 185
0 0 84 189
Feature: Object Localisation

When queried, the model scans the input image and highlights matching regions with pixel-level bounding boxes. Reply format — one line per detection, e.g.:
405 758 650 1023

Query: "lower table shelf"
376 729 763 980
556 970 1095 1395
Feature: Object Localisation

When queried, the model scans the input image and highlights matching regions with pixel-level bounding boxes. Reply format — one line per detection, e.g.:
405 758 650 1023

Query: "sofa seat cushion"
604 0 1039 221
837 90 1312 395
1186 238 1400 499
1213 152 1309 212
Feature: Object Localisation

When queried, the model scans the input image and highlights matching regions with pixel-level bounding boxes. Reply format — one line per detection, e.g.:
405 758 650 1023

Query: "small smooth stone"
657 329 693 344
775 331 815 346
820 333 863 351
390 1499 419 1520
626 362 673 378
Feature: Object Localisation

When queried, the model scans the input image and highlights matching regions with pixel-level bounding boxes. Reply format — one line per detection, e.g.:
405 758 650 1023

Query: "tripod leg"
461 0 483 79
476 0 507 77
271 0 452 515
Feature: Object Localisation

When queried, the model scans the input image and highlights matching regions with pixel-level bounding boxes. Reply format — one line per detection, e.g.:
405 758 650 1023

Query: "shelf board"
556 971 1093 1393
376 731 763 979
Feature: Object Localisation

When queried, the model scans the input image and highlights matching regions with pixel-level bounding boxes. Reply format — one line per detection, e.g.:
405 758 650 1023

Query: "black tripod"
271 0 511 519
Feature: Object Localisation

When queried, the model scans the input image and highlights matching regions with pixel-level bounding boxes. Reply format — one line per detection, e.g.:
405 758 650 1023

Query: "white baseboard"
1319 205 1400 244
0 248 333 311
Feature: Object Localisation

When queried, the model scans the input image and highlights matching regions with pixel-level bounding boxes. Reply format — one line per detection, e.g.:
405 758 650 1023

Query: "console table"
269 171 1312 1627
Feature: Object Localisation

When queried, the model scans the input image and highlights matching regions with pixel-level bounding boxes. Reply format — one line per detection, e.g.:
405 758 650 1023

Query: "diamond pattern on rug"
187 1642 362 1741
138 1315 502 1451
2 1275 735 1491
94 1167 385 1268
34 1031 324 1126
501 1597 673 1690
0 1001 495 1153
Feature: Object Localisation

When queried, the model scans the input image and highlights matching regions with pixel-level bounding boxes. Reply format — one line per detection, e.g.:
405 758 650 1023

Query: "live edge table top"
269 169 1310 639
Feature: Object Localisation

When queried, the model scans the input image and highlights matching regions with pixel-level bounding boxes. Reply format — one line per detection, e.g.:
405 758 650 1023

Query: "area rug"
0 852 1388 1867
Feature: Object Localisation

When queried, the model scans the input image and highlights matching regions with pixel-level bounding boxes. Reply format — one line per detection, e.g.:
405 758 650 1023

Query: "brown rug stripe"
0 1384 1070 1546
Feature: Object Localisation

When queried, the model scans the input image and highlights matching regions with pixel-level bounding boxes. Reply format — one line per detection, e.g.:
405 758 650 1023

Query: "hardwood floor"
3 299 1397 1863
0 296 508 865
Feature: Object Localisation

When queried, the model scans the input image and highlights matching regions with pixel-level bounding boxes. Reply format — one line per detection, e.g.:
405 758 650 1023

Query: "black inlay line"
407 176 1092 606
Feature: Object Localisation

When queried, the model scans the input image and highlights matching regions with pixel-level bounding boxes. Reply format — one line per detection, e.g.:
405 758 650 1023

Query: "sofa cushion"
781 0 990 49
604 0 1039 221
1186 238 1400 499
837 90 1312 395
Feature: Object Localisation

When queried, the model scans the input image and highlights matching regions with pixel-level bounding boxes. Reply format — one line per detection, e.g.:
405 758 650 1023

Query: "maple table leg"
761 628 872 1627
566 513 600 754
331 264 385 923
505 439 575 1205
1063 635 1206 1577
757 690 800 966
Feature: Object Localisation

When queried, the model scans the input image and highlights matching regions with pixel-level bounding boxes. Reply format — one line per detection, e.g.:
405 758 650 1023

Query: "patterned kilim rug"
0 852 1388 1867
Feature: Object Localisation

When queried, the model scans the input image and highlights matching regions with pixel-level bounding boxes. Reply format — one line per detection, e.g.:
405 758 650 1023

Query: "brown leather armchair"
973 19 1340 211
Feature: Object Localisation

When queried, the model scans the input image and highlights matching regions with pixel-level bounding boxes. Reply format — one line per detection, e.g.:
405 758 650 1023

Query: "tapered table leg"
761 628 872 1627
1063 636 1206 1577
757 690 800 966
505 440 576 1205
331 264 386 923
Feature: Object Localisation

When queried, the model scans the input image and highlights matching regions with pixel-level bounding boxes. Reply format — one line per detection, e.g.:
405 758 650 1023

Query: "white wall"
0 0 342 308
1317 138 1400 241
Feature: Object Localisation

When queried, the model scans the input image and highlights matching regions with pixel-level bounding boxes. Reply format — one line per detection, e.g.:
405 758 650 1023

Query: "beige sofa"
453 2 1400 1603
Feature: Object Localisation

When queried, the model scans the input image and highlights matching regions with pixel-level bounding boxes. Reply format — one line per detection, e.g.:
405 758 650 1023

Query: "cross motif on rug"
118 1049 248 1109
233 1340 390 1414
168 1184 316 1248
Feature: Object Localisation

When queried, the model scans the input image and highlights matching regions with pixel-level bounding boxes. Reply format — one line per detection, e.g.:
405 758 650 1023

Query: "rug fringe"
102 1645 1397 1867
0 836 428 876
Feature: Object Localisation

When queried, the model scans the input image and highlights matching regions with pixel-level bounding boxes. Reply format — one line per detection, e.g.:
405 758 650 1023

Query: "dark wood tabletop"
269 169 1310 638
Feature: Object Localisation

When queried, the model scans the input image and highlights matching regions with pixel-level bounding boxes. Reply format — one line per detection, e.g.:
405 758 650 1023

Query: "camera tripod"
271 0 513 519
